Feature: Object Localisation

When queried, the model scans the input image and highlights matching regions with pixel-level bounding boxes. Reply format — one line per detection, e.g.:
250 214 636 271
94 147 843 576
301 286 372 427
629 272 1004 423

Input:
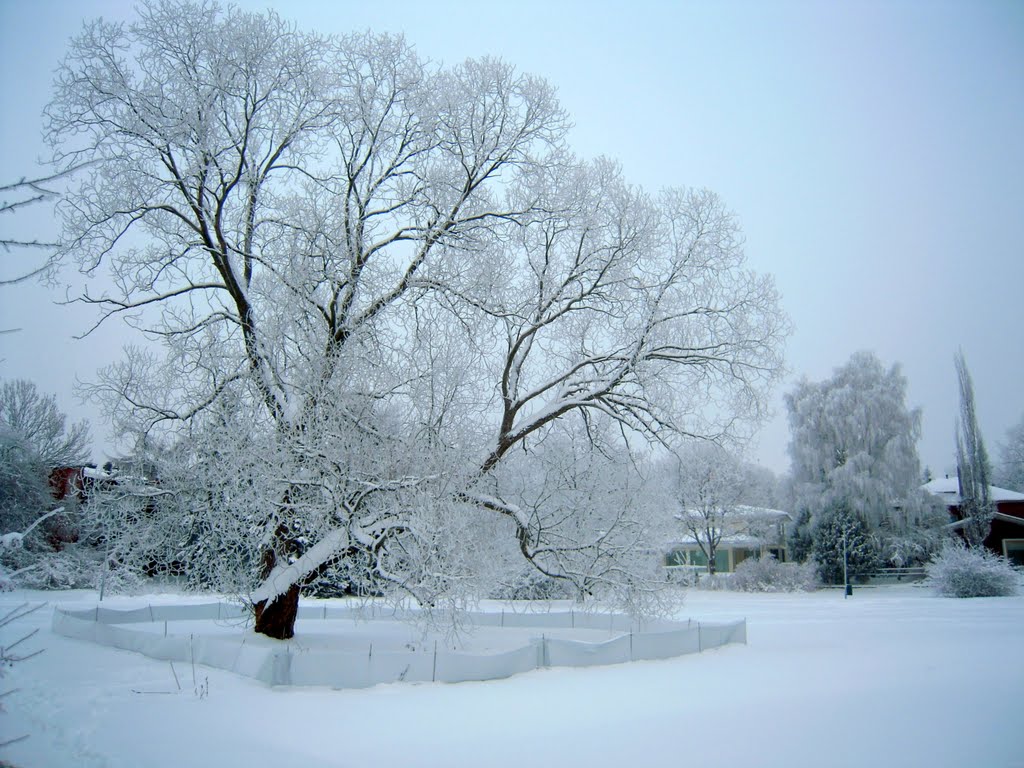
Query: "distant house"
665 505 792 573
45 464 122 549
49 466 88 503
49 464 118 506
922 476 1024 565
46 466 93 549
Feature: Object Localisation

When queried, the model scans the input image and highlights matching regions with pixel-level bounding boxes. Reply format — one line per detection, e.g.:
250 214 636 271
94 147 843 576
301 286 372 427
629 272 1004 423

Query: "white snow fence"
52 602 746 689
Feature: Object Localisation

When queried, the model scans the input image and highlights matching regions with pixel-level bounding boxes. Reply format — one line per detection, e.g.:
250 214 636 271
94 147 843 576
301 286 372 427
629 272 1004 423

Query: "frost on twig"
1 602 46 672
0 601 46 749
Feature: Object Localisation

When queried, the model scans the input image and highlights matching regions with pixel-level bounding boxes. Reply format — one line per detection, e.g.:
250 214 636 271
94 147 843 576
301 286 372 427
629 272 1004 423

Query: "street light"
843 525 852 598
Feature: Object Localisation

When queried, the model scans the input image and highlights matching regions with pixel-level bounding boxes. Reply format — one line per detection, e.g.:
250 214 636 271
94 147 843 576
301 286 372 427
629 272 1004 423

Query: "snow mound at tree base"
51 601 746 688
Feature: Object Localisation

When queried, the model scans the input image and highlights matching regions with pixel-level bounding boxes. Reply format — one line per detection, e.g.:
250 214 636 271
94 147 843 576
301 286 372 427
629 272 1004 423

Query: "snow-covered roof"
667 533 774 549
921 477 1024 504
83 466 115 480
676 504 791 521
668 505 790 550
945 511 1024 531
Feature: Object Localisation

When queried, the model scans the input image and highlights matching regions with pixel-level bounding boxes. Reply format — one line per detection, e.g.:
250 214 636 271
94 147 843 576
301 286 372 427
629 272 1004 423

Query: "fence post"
271 650 292 686
169 660 180 691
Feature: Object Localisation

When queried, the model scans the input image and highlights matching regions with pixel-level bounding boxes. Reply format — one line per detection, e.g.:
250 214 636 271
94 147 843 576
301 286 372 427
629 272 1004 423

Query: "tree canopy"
44 0 787 634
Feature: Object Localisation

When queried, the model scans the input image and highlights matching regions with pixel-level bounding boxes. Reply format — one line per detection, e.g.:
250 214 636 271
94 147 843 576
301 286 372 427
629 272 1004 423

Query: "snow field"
2 585 1022 767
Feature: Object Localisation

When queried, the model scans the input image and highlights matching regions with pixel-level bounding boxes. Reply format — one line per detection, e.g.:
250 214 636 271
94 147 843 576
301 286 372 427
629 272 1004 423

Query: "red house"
49 466 87 502
922 477 1024 565
45 466 92 549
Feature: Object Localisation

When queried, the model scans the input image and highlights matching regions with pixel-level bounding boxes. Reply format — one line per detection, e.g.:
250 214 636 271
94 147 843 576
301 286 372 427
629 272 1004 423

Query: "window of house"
666 549 688 567
1003 539 1024 567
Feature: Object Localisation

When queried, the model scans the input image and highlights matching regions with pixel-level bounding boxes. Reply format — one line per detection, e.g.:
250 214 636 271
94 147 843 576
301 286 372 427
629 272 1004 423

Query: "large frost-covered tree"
954 350 993 548
46 0 787 638
785 352 945 566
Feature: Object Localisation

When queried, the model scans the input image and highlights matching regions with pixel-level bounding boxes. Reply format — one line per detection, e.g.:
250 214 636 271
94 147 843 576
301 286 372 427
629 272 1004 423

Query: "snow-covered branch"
54 1 785 635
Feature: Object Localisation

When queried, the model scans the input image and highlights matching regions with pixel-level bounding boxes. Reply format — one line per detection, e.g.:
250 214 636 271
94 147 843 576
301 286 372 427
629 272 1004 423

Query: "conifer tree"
812 502 878 584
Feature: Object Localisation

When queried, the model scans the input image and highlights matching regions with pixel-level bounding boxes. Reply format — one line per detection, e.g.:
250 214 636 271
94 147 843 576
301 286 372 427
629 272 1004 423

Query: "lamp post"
843 525 852 598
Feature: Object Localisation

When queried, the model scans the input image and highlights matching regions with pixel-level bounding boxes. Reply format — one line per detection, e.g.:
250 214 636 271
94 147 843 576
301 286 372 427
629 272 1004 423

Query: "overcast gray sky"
1 0 1022 478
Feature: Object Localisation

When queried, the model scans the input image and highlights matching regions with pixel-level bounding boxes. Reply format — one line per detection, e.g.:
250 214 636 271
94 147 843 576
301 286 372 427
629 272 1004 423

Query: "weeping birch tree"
785 352 946 566
46 0 787 638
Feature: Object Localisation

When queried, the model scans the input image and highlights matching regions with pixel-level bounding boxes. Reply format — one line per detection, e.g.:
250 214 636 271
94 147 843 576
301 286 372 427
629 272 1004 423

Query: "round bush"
925 541 1019 598
489 570 575 600
728 555 820 592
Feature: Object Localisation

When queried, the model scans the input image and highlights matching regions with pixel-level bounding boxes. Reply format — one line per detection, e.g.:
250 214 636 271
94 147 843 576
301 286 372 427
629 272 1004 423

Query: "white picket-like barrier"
51 602 746 689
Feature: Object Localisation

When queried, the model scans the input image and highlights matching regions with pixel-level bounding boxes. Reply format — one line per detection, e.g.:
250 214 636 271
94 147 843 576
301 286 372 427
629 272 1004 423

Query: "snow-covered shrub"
925 541 1019 598
95 562 148 595
489 570 575 601
664 565 700 587
729 555 821 592
304 551 387 598
1 542 102 590
696 572 733 591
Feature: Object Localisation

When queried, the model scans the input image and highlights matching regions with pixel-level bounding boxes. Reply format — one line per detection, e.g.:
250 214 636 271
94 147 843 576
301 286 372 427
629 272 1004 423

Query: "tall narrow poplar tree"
954 350 993 548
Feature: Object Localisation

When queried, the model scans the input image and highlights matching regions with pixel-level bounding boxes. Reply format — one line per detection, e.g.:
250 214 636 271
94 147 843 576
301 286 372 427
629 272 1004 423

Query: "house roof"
945 512 1024 531
676 504 792 521
667 533 777 550
922 477 1024 505
669 505 790 550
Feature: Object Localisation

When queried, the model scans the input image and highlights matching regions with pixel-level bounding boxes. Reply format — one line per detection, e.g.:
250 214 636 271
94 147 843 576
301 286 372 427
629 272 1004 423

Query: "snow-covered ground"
2 585 1022 767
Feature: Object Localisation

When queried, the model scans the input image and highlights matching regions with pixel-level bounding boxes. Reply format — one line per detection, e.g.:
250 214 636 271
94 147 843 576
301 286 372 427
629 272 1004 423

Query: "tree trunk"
253 538 300 639
254 584 300 640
